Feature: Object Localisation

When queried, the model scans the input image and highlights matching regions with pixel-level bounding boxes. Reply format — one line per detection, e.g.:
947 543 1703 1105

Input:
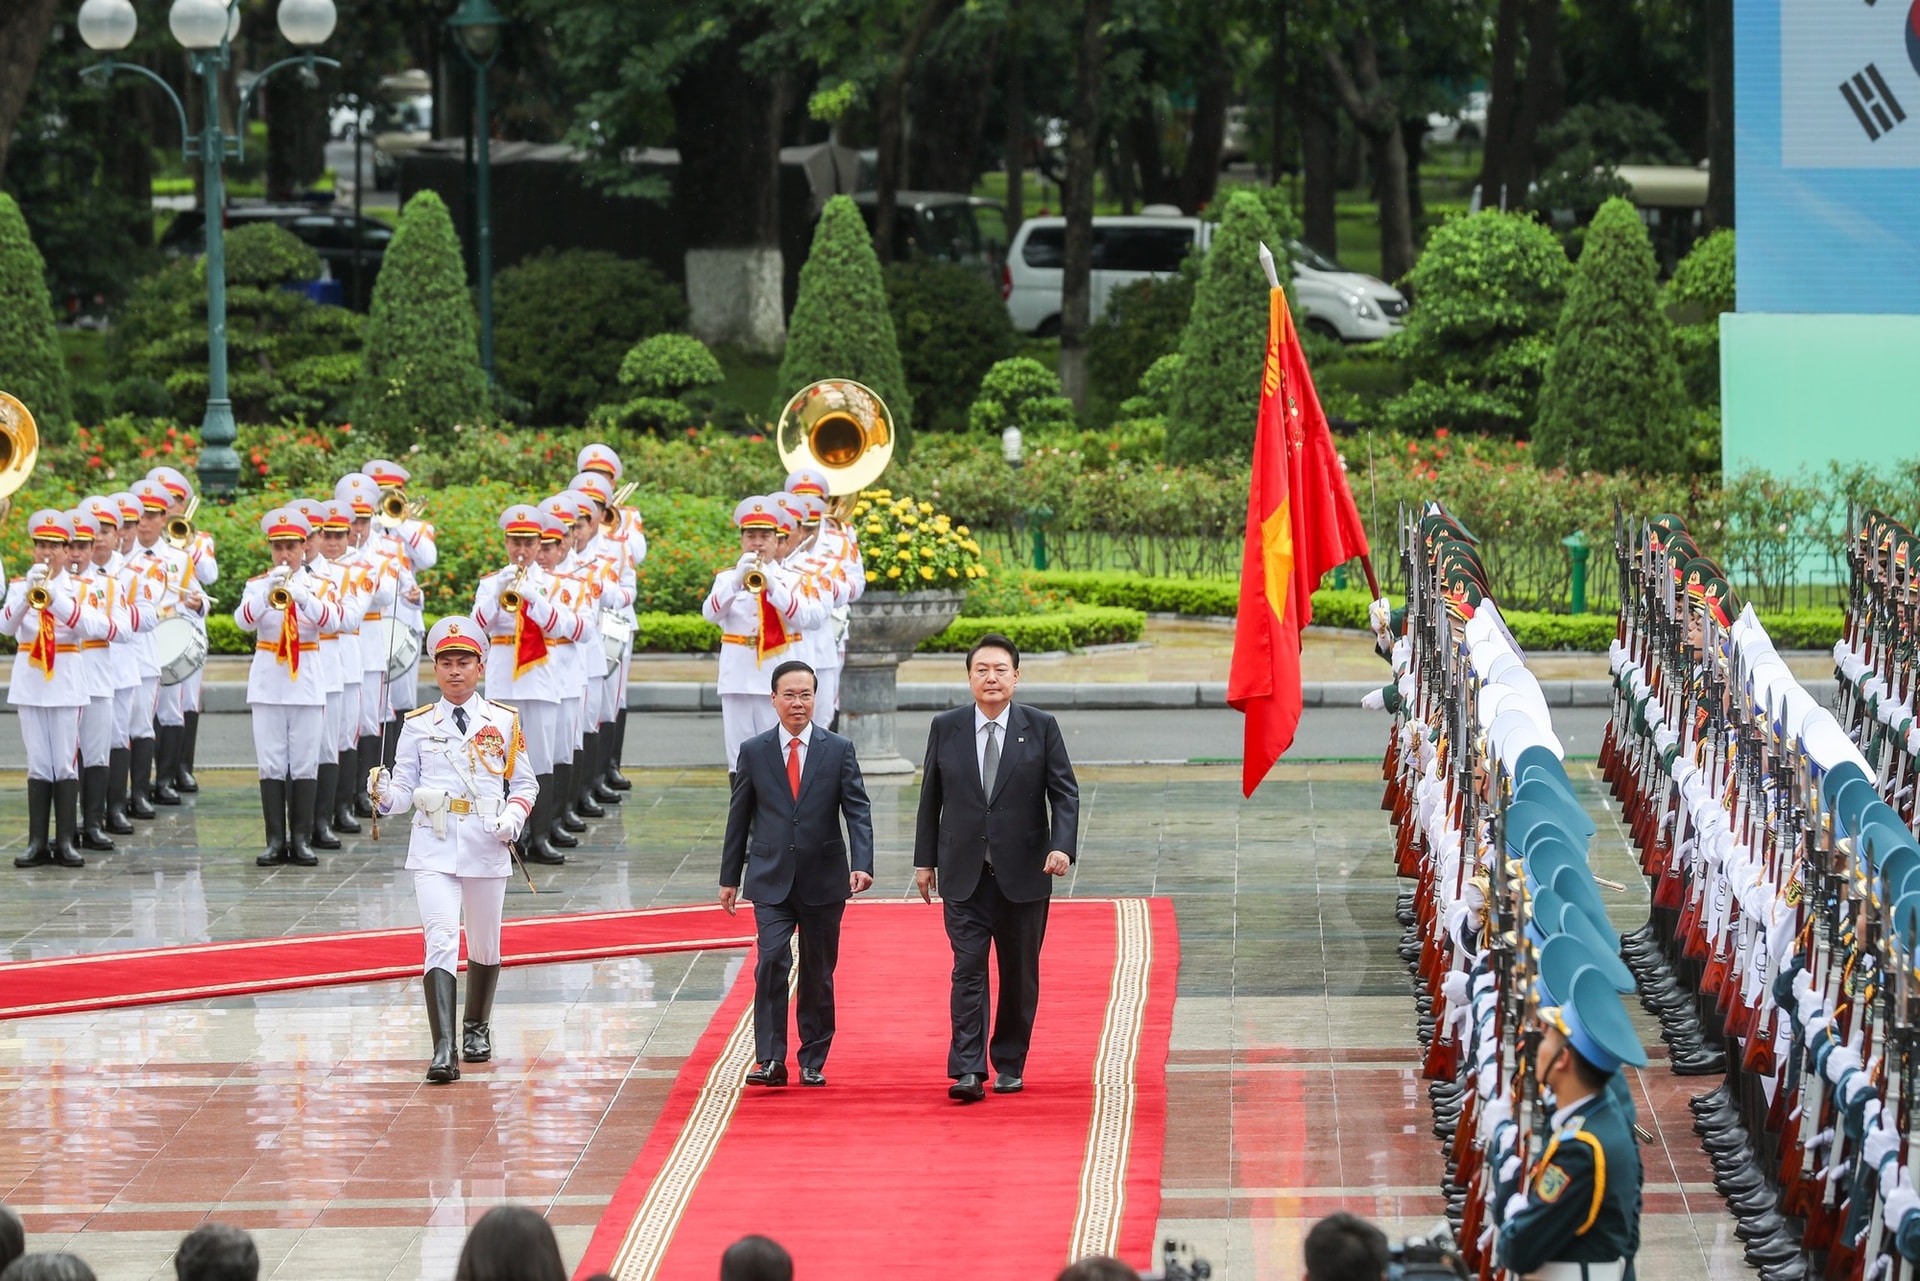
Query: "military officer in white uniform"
67 507 125 852
85 494 152 838
533 501 592 852
234 508 338 867
104 492 150 828
372 617 538 1084
568 472 637 807
361 459 437 753
576 444 644 791
8 510 111 869
126 478 202 808
337 473 401 819
148 465 216 793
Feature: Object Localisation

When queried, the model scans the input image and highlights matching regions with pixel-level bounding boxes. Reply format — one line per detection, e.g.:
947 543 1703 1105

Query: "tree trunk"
1004 3 1026 233
1503 0 1563 201
875 0 960 264
0 0 58 185
1299 90 1338 255
906 27 998 194
1058 0 1111 414
1323 33 1415 283
1270 0 1289 182
1176 42 1230 212
1477 0 1523 209
1127 101 1176 206
1403 116 1428 224
266 75 329 201
1111 133 1135 213
107 82 159 247
1704 0 1733 230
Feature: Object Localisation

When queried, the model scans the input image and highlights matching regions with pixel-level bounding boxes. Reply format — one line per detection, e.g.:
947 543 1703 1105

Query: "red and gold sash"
274 617 302 679
512 607 549 679
26 605 56 680
755 588 792 666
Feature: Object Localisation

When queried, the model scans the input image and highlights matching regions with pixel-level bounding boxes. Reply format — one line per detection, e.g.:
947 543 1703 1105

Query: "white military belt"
1528 1263 1625 1281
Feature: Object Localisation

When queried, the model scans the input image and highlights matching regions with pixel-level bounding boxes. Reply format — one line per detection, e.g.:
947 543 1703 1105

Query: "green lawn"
713 344 786 428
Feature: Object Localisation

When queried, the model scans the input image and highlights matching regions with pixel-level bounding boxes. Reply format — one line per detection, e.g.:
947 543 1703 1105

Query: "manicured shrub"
885 261 1017 431
1087 273 1193 424
0 193 73 432
593 334 727 433
1165 190 1278 464
917 606 1145 653
635 612 722 653
1534 197 1690 475
1031 570 1240 617
967 358 1076 436
494 249 688 427
352 190 489 440
776 195 914 448
1379 210 1570 437
1666 228 1734 408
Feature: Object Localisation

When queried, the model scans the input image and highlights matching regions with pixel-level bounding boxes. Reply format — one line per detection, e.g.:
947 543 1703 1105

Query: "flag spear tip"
1256 241 1281 290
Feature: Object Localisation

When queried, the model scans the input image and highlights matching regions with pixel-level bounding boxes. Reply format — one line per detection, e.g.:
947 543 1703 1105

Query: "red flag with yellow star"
1228 282 1370 796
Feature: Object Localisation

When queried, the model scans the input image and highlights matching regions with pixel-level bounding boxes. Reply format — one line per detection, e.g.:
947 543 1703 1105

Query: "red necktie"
787 737 802 799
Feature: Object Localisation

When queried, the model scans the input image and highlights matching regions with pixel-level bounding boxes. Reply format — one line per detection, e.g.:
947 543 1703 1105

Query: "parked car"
159 204 392 311
1427 90 1489 145
1002 213 1407 341
848 191 1008 289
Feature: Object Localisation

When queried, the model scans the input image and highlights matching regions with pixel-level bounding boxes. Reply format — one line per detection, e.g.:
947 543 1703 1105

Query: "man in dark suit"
914 633 1079 1102
721 659 875 1087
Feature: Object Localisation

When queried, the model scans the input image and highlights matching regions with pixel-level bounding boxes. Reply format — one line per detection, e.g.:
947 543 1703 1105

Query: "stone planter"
839 589 964 775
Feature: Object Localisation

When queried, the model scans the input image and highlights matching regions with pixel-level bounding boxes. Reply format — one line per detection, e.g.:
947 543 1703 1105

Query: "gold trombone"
164 494 199 549
601 480 638 529
377 488 429 529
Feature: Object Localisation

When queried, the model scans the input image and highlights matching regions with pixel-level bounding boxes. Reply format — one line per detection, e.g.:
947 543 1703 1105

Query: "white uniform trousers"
319 690 341 764
414 870 508 974
180 666 204 714
586 671 609 731
155 680 185 728
565 693 586 753
80 696 114 768
359 676 387 737
253 704 324 780
811 663 842 732
603 652 626 724
336 680 361 752
112 684 135 748
509 697 562 775
20 706 82 782
720 693 778 773
134 677 158 738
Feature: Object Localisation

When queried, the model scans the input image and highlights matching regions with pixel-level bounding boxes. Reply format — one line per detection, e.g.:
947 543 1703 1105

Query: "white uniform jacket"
382 697 538 877
126 539 205 673
701 558 832 697
102 553 156 691
355 542 402 677
472 565 585 704
234 567 338 706
3 573 112 708
72 567 128 702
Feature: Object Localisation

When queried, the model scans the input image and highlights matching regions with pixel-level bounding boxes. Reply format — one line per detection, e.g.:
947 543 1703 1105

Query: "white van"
1003 212 1408 342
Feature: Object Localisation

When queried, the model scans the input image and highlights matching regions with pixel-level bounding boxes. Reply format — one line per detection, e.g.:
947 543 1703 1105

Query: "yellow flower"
919 565 935 580
865 571 878 582
946 567 959 577
866 522 884 535
896 531 913 544
901 514 918 526
918 502 933 515
919 546 935 558
957 525 970 537
962 539 980 555
887 566 902 579
895 549 913 560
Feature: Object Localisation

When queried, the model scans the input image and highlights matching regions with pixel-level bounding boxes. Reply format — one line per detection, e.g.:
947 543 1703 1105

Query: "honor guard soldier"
337 473 400 819
704 496 830 774
472 504 584 865
86 494 151 838
8 510 111 869
128 478 202 808
577 444 644 788
1495 965 1646 1281
236 507 336 867
371 617 537 1084
567 472 636 805
148 465 216 792
361 459 437 755
67 507 123 853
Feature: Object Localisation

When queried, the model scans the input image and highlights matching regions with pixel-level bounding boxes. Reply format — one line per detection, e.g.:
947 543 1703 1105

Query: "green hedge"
1032 570 1239 617
636 612 722 653
916 607 1144 654
1756 608 1844 650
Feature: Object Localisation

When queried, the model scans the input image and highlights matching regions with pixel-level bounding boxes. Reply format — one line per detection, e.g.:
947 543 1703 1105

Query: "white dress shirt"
974 705 1010 782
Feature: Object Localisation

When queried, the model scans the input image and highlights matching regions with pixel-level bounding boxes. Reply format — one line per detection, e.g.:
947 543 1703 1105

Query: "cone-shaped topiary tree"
352 190 488 438
1534 197 1690 475
0 193 73 432
1164 189 1278 464
775 195 913 448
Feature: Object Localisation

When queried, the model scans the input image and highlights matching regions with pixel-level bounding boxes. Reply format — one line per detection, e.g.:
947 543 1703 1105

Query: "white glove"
369 767 392 810
25 562 48 584
1502 1191 1531 1225
1361 687 1387 711
488 806 524 845
291 583 319 610
1368 596 1393 638
1884 1178 1920 1234
1864 1110 1901 1176
737 552 759 571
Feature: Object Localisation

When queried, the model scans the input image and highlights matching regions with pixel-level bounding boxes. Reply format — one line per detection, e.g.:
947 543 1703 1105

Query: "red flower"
1407 442 1417 455
257 463 269 475
1434 427 1450 440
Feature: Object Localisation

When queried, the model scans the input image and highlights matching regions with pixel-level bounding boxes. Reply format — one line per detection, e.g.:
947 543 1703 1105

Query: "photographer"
1304 1213 1389 1281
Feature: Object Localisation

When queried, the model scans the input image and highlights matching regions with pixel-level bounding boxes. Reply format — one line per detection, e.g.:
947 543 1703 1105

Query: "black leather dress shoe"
993 1074 1023 1094
746 1061 787 1087
949 1073 986 1103
1758 1258 1809 1281
800 1067 826 1087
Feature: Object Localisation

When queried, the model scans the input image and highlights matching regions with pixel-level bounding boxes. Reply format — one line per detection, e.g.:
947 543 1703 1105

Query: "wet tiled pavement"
0 763 1749 1279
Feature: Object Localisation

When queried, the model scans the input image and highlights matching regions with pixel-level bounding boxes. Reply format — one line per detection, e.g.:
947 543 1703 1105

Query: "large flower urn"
838 589 964 775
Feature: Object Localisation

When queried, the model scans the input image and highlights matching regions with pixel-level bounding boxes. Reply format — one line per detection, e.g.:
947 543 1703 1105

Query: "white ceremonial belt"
1527 1262 1625 1281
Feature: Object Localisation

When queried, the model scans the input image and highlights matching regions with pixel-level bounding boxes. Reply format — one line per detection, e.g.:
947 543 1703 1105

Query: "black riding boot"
332 743 362 834
52 778 84 868
548 760 581 846
106 746 135 833
256 778 290 867
127 736 157 819
287 777 320 866
574 742 606 818
556 757 586 835
425 968 461 1083
353 735 381 816
591 729 622 804
606 708 632 790
151 724 183 805
311 762 342 849
80 765 115 851
462 962 502 1062
14 778 53 868
383 716 403 769
523 776 565 864
176 710 200 792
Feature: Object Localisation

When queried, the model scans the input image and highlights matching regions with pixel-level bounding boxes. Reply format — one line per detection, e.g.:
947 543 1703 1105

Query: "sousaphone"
775 378 895 510
0 390 40 522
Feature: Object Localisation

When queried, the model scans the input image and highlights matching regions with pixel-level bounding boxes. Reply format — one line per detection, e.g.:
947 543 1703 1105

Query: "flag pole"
1257 242 1382 602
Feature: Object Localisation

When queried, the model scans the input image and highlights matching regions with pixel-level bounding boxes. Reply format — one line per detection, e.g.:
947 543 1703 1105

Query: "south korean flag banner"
1782 0 1920 166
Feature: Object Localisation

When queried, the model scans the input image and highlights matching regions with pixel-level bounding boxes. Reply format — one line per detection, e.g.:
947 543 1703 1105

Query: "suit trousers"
80 695 113 768
252 704 323 780
720 694 778 773
19 706 82 782
414 870 508 973
752 897 846 1070
154 680 185 728
943 870 1051 1079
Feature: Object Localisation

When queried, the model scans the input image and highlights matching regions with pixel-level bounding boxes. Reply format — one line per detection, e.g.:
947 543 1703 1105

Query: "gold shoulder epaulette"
405 704 436 720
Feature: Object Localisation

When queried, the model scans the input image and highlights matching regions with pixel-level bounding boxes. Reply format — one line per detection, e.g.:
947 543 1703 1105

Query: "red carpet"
574 896 1178 1281
0 903 754 1020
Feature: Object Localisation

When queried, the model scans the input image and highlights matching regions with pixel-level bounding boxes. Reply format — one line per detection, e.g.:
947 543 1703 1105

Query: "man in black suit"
914 633 1079 1102
721 659 875 1087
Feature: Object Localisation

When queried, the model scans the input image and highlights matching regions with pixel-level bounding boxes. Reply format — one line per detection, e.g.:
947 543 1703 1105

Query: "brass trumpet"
499 564 530 613
377 489 429 529
268 567 296 611
740 558 768 593
164 495 200 550
26 582 51 610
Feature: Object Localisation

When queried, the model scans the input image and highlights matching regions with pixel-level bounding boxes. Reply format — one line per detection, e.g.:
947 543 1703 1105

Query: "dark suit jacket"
721 725 875 907
913 702 1079 903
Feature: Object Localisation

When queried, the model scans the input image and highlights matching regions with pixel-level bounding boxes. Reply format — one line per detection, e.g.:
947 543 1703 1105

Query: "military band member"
317 497 372 840
8 510 110 869
67 508 122 853
87 494 149 837
148 465 216 792
576 444 644 790
796 470 865 718
337 473 402 819
704 496 830 775
235 508 336 867
371 617 537 1083
780 473 856 732
568 472 636 805
128 478 202 808
472 504 584 865
361 459 437 755
106 491 149 827
553 487 621 826
534 500 591 851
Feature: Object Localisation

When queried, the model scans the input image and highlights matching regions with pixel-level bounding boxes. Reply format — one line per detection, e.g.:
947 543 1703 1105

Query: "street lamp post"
447 0 504 383
76 0 338 500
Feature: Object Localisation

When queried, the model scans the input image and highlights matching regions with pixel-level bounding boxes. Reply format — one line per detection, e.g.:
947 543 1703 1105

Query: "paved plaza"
0 760 1749 1278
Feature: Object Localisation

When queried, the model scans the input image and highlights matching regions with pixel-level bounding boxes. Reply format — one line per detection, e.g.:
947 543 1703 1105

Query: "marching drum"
600 610 633 677
385 617 422 682
155 615 208 686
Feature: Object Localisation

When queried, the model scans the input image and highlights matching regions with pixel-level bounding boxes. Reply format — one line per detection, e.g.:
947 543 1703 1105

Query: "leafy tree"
1531 100 1689 215
1380 210 1570 437
1087 272 1193 427
967 357 1075 435
775 194 914 447
1164 189 1276 464
884 260 1017 432
592 334 726 433
1665 228 1734 407
0 192 71 432
1534 197 1690 474
352 190 489 439
493 249 688 426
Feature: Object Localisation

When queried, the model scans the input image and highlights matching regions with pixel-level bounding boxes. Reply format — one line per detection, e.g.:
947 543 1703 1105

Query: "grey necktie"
982 720 1000 797
452 705 469 736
